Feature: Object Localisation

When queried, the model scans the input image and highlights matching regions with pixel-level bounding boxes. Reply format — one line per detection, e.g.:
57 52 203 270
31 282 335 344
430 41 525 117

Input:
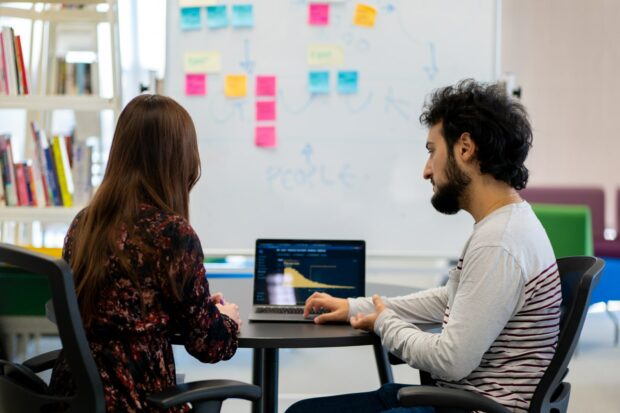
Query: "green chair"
0 266 57 361
530 204 594 257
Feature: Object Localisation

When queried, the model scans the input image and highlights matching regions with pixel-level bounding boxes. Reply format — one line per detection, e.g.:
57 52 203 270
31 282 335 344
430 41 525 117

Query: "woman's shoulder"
138 204 198 240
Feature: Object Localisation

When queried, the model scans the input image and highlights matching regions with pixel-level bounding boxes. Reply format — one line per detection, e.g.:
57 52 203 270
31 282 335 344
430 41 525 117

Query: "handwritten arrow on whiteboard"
423 43 439 80
239 39 256 74
384 88 412 119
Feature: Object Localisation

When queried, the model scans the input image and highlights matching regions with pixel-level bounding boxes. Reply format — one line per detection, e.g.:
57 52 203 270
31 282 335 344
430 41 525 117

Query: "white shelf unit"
0 0 121 246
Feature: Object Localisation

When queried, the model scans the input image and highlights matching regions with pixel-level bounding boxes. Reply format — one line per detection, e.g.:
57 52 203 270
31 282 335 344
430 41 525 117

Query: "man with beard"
286 79 560 413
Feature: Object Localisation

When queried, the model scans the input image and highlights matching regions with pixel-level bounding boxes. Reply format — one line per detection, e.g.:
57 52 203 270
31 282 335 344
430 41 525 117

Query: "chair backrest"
520 186 606 242
0 243 105 412
531 204 593 258
529 256 604 412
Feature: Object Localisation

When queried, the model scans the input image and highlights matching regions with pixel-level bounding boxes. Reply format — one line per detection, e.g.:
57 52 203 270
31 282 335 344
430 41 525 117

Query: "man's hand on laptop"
304 292 350 324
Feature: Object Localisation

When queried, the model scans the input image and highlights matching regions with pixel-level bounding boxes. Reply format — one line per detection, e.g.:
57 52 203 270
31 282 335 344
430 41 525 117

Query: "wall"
502 0 620 231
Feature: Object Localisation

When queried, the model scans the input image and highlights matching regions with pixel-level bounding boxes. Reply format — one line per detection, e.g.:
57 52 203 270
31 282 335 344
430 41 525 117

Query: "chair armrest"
398 386 512 413
388 352 405 365
22 349 61 373
146 379 261 410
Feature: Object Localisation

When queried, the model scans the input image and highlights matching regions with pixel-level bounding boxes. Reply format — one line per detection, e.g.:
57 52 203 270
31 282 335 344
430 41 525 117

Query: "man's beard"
431 155 471 215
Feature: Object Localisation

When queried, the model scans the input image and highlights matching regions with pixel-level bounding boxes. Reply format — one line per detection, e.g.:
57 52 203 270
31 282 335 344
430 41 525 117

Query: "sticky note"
307 45 344 66
232 4 254 28
353 3 377 28
185 74 206 96
207 5 228 29
184 51 221 73
225 75 247 97
180 7 202 31
309 3 329 26
179 0 216 6
256 76 276 96
308 71 330 94
337 71 358 94
255 126 276 147
256 101 276 121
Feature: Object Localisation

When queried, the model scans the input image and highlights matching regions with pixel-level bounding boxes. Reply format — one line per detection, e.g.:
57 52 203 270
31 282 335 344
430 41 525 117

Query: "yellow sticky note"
184 51 221 74
353 4 377 28
225 75 247 97
307 45 344 66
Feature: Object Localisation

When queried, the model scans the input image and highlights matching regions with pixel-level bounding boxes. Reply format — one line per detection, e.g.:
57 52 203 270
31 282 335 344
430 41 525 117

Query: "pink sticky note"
256 101 276 121
309 3 329 26
255 126 276 147
185 74 206 96
256 75 276 96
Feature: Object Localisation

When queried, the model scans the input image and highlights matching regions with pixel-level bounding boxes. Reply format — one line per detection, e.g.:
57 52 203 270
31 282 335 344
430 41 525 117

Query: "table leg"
373 342 394 385
252 349 264 413
262 348 279 413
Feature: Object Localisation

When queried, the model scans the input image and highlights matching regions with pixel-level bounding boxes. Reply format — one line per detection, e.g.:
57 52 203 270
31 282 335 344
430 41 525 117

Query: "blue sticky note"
308 71 330 94
180 7 202 31
206 5 228 29
232 4 254 28
337 71 359 94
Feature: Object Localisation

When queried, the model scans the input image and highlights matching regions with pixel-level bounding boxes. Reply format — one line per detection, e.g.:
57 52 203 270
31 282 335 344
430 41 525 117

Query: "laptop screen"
253 239 365 305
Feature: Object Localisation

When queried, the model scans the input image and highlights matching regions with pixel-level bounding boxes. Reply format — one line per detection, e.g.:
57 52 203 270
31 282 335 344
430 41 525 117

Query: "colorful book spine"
0 31 6 95
13 162 29 206
52 135 73 207
25 162 37 206
0 135 18 206
30 122 51 206
44 146 61 206
14 35 28 95
1 27 17 95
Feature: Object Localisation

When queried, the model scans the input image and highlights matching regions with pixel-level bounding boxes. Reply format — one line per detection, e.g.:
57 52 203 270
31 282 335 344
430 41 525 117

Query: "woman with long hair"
50 94 241 412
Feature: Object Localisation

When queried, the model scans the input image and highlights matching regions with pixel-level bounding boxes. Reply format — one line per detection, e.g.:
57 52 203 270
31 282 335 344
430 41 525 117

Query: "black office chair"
394 256 604 413
0 243 261 413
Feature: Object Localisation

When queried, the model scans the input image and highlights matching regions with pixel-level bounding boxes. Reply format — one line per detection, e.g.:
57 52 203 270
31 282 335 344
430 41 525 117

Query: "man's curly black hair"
420 79 533 190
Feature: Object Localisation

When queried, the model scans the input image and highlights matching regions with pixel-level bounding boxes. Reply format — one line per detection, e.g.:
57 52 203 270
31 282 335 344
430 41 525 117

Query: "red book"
14 35 28 95
13 162 29 206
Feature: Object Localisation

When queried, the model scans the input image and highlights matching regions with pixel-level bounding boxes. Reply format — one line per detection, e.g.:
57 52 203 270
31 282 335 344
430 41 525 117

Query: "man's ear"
456 132 476 162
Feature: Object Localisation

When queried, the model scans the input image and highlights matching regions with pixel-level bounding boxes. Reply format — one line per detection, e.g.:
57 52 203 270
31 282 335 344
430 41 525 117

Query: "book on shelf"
0 134 18 207
52 135 75 207
56 56 93 95
0 26 28 96
0 128 94 208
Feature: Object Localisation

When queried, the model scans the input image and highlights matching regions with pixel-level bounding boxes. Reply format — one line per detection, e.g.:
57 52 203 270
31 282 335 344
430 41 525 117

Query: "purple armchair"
520 186 620 258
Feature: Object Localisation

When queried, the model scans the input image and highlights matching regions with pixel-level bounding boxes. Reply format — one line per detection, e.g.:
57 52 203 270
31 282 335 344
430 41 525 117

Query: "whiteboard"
165 0 497 257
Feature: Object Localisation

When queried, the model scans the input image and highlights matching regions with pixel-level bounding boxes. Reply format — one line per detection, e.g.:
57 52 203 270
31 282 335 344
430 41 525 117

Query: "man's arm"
374 246 525 381
349 286 448 324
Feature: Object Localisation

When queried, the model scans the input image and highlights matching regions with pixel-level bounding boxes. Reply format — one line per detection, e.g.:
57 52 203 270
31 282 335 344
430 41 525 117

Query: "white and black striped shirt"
351 201 559 413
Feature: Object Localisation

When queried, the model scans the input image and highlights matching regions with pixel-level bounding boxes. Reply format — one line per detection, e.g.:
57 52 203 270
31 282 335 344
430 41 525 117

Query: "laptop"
248 239 365 322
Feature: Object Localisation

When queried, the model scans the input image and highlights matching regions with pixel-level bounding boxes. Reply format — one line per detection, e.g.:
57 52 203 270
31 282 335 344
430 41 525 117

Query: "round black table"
238 321 394 413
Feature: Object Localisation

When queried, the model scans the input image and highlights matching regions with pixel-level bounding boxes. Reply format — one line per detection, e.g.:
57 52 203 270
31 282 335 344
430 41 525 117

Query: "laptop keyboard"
255 306 327 315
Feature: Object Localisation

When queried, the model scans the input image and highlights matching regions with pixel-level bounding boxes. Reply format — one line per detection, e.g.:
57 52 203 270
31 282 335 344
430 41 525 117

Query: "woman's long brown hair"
70 94 201 326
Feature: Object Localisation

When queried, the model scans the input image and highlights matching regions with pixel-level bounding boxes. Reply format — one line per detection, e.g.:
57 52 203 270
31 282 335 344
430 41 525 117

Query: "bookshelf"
0 0 121 246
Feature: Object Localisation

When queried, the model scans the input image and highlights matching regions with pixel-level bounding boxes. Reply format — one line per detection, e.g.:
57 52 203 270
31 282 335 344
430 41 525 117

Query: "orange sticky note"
353 4 377 28
256 101 276 121
224 74 247 97
255 126 276 147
